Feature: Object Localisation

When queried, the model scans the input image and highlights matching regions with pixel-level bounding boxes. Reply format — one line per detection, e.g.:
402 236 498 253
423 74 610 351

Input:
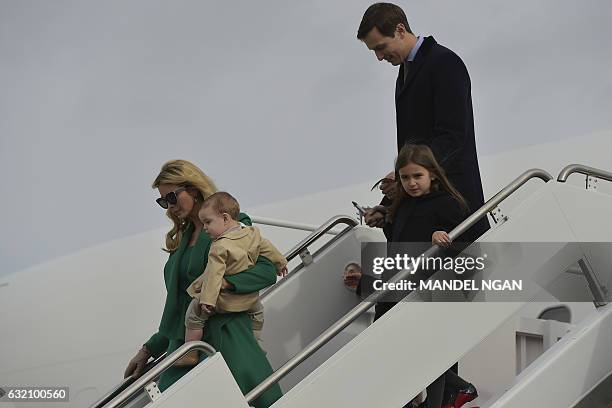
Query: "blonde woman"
124 159 282 407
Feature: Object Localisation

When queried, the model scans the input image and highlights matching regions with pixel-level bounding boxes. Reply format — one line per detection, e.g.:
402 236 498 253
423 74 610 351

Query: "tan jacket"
187 226 287 312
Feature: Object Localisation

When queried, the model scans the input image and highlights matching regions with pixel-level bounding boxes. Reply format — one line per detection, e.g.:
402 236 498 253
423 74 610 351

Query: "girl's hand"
432 231 452 248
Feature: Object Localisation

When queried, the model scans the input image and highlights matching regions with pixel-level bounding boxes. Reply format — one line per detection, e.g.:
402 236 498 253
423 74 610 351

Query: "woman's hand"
220 278 234 291
343 263 363 291
432 231 452 248
123 346 151 379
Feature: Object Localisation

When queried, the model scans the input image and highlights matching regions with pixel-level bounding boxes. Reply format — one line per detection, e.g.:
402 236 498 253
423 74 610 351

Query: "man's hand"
364 205 387 228
364 209 385 227
432 231 452 248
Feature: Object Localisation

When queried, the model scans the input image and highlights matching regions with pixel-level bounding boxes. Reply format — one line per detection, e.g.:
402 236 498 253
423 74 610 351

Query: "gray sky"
1 0 612 276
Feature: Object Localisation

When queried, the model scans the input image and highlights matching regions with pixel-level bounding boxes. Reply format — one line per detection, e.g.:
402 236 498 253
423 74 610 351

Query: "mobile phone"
352 201 368 216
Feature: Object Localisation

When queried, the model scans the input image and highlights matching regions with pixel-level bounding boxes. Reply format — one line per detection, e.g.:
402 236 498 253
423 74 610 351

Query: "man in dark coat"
358 2 489 241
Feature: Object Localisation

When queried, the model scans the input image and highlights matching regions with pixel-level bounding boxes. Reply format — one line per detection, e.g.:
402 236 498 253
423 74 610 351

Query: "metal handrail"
90 378 134 408
261 216 361 301
101 342 215 408
245 168 553 403
251 216 343 235
282 215 359 262
557 163 612 183
90 354 166 408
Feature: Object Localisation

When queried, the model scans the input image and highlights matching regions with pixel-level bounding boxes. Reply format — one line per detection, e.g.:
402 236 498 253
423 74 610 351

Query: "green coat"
144 213 282 408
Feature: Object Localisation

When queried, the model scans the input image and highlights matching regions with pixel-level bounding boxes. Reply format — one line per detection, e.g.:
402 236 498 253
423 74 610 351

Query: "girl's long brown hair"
389 144 469 222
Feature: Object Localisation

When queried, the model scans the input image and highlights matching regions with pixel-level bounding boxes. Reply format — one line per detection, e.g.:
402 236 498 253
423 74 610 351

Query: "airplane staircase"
90 164 612 408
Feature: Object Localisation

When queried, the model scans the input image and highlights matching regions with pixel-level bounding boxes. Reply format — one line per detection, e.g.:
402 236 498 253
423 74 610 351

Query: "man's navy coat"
395 36 489 239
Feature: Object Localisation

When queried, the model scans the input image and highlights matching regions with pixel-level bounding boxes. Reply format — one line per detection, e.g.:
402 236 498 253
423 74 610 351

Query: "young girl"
385 144 469 247
346 144 477 408
386 144 476 408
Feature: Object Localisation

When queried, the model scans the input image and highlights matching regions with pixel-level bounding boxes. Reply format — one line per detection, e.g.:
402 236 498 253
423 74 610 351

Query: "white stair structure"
92 164 612 408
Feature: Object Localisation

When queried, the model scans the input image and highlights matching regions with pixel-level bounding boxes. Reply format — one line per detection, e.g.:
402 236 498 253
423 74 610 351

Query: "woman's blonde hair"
389 144 468 221
152 160 217 252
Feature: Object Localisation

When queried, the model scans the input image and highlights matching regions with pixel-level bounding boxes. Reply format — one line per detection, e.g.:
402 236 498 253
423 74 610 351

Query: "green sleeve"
144 331 169 358
238 212 252 226
225 255 277 294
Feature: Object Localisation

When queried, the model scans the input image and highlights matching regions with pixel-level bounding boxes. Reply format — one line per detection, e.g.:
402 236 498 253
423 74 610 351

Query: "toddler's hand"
432 231 452 248
200 304 214 315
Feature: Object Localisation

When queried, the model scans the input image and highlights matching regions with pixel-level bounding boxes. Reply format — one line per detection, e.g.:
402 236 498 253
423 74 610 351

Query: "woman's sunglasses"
156 187 187 209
